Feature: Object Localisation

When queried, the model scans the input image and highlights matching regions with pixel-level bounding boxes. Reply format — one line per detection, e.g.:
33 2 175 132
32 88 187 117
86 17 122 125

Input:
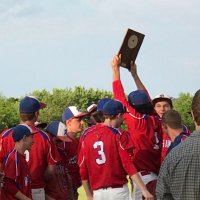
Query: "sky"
0 0 199 99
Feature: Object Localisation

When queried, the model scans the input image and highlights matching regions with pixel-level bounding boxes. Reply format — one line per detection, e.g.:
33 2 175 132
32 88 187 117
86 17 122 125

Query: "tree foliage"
0 87 195 132
0 96 19 131
31 86 113 124
173 92 194 131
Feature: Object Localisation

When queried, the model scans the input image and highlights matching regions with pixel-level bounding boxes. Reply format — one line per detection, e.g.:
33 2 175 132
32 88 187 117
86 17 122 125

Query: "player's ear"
22 135 27 141
191 110 195 121
34 111 39 119
162 122 167 129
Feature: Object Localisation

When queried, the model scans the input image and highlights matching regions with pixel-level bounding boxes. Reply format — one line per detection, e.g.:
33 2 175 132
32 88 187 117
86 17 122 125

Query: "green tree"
1 88 194 133
0 96 19 131
31 86 113 124
173 93 194 131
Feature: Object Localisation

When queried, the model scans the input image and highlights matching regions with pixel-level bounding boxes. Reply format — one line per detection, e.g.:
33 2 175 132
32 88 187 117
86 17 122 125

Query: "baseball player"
161 110 189 154
0 124 36 200
45 120 75 200
111 55 162 199
85 104 98 126
0 96 61 200
152 94 190 161
78 99 154 200
62 106 87 200
85 98 112 127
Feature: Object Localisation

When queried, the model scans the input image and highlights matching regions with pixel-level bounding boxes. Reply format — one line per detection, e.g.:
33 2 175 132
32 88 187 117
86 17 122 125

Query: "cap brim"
40 102 47 109
87 104 97 114
73 112 88 119
152 97 172 104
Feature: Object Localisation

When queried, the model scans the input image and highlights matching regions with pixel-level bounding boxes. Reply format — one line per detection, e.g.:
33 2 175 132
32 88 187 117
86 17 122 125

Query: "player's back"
28 127 60 189
123 110 162 174
0 125 60 189
81 123 128 190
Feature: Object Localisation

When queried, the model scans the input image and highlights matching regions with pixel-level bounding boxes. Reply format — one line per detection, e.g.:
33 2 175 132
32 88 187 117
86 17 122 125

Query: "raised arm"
111 55 129 107
111 54 121 81
130 61 146 90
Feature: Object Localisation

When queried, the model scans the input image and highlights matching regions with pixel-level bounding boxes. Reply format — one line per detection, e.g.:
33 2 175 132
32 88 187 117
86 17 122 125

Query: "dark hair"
192 89 200 126
132 102 154 115
86 111 104 126
20 112 37 121
162 110 182 129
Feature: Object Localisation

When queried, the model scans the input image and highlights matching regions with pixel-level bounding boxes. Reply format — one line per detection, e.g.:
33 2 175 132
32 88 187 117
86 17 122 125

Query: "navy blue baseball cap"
128 90 150 106
102 99 126 115
46 121 66 137
12 124 37 142
97 98 112 112
46 121 71 142
62 106 87 122
19 96 46 113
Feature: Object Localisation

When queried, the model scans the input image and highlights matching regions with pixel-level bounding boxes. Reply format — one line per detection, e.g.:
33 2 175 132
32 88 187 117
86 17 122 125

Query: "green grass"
78 186 87 200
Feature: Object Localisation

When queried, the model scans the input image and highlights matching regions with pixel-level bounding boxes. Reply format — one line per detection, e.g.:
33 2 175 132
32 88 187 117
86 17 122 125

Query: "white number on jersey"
24 150 29 162
93 141 106 165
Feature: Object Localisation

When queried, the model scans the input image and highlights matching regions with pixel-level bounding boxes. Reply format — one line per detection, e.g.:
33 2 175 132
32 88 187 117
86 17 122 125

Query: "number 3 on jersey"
93 141 106 165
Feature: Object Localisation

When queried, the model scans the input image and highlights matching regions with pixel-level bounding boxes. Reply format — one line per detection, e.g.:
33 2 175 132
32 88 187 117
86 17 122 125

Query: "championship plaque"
118 28 145 70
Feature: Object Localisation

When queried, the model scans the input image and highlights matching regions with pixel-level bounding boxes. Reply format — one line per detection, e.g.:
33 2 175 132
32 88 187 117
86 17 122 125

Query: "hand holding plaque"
118 28 145 70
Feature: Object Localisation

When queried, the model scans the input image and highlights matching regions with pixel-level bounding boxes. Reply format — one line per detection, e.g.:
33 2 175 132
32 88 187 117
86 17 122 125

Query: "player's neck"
104 119 117 128
66 131 77 140
195 122 200 132
14 142 26 155
20 120 35 126
169 129 183 142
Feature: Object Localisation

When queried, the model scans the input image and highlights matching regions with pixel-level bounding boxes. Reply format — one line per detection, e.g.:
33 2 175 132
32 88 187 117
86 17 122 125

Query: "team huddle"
0 54 199 200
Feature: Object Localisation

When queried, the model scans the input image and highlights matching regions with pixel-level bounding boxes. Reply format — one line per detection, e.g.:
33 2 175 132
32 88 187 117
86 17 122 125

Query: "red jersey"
45 143 71 200
0 125 61 189
0 128 14 169
113 80 162 175
0 149 32 200
64 135 81 189
78 123 137 190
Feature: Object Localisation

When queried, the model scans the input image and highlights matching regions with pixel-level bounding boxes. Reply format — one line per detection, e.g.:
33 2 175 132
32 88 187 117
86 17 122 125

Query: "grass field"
78 186 87 200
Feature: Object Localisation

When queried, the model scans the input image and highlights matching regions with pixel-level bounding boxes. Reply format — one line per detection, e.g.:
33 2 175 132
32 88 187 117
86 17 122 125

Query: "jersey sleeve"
119 130 134 150
3 177 19 196
47 138 61 165
4 154 16 180
3 153 19 196
112 80 130 107
78 142 88 181
118 133 137 176
0 139 5 169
